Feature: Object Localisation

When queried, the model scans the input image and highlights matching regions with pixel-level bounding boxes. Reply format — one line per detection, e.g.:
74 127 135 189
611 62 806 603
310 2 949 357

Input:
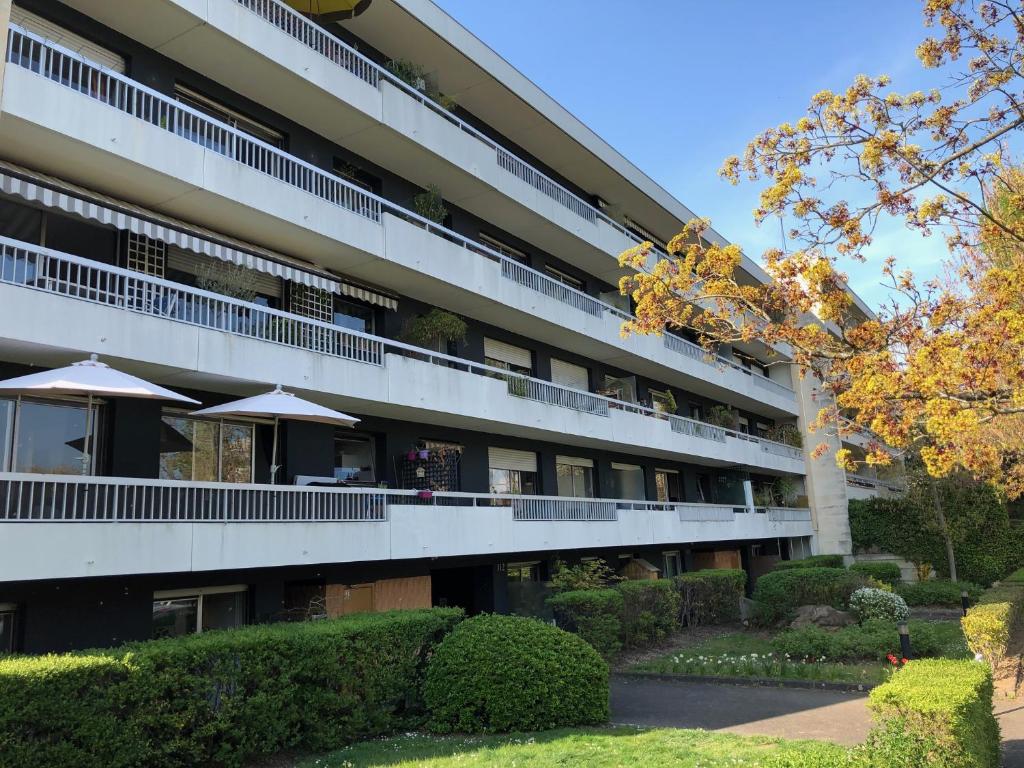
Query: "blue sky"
433 0 950 308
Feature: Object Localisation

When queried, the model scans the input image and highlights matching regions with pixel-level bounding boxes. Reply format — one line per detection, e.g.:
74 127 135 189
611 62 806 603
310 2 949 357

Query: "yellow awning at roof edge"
284 0 372 21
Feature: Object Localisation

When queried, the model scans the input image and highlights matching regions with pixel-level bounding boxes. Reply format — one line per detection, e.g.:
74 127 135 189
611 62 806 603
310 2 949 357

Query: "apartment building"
0 0 873 653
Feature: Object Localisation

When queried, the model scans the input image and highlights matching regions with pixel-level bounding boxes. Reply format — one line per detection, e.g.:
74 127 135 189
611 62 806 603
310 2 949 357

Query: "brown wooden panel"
325 583 375 617
373 575 432 611
694 550 742 571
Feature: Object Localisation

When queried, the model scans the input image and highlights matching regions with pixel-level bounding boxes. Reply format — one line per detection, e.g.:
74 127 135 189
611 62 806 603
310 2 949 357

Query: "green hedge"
674 568 746 626
898 580 983 606
962 582 1024 666
547 589 624 658
771 619 963 663
752 567 867 623
774 554 846 570
0 609 462 768
423 614 608 733
850 562 902 587
867 659 999 768
617 580 681 648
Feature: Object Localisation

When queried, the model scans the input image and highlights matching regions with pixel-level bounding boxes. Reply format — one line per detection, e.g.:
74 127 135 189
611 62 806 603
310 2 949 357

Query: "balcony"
0 473 814 581
845 472 906 500
0 26 797 416
0 236 805 473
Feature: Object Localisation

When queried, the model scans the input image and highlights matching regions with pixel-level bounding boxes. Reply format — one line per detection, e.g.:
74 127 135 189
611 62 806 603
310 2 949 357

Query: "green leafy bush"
850 561 902 587
867 659 999 768
774 554 846 570
0 609 463 768
617 580 681 648
675 568 747 626
548 558 622 592
898 580 982 606
771 619 964 663
752 567 868 623
1004 567 1024 584
547 588 624 658
962 582 1024 666
423 614 608 733
850 587 910 623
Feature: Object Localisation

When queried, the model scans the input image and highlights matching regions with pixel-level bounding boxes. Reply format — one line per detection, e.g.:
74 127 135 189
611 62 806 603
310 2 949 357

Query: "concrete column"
792 368 852 557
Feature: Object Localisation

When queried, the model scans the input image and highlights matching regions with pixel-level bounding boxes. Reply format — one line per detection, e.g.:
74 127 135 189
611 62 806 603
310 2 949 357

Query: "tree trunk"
930 478 958 582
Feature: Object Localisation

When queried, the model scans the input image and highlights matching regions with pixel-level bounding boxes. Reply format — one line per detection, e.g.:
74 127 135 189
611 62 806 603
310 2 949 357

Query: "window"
655 469 681 502
334 432 375 483
1 397 102 475
480 233 528 264
688 403 703 421
610 462 645 500
602 375 638 403
556 455 594 498
488 447 538 495
333 297 375 335
550 359 589 391
507 562 541 582
738 416 750 435
696 473 714 503
174 85 284 148
756 422 770 438
544 265 584 291
159 413 254 483
0 603 16 653
152 586 247 639
662 552 683 579
484 338 533 376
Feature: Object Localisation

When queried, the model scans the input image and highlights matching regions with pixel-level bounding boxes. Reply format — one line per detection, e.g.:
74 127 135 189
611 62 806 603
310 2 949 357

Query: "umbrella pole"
270 416 280 485
81 393 94 476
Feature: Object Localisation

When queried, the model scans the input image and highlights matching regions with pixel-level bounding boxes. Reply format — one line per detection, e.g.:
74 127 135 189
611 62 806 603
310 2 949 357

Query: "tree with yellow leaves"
621 0 1024 509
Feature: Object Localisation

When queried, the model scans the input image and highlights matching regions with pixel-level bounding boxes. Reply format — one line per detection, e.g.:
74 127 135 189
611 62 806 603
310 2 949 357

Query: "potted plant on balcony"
412 184 449 225
401 308 467 354
703 404 740 430
763 422 803 448
385 59 458 111
195 260 261 333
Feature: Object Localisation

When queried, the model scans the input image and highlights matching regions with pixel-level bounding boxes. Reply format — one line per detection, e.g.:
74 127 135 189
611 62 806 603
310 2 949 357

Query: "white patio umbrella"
190 385 359 484
0 354 200 474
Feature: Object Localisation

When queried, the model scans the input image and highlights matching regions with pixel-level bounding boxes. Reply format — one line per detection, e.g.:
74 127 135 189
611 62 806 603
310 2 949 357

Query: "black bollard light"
897 621 912 660
961 589 971 617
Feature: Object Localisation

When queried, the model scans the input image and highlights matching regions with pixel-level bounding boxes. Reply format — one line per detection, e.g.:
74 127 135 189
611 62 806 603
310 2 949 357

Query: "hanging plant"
401 308 467 348
413 184 448 224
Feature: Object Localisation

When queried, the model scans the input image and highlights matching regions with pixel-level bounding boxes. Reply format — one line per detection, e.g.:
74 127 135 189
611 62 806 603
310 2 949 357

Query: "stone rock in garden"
739 597 759 622
789 604 856 629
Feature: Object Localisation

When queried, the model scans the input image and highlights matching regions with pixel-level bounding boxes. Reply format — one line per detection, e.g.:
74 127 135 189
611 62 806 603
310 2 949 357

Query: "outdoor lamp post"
897 621 912 660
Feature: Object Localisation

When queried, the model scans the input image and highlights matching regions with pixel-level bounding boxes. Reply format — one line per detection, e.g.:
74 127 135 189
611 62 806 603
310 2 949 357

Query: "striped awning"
0 161 368 299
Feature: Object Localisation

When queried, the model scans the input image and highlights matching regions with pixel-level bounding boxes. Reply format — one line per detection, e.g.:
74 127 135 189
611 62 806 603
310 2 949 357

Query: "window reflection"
8 399 99 475
159 414 253 483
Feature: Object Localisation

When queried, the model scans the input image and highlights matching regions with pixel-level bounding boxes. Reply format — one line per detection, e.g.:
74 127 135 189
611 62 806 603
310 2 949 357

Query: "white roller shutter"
168 246 282 299
11 8 126 72
611 462 641 471
551 358 589 390
488 447 537 473
484 338 532 370
556 455 593 468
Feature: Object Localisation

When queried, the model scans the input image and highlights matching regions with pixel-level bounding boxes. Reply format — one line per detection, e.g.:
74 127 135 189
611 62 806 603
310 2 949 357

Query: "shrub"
771 619 961 663
617 580 681 648
547 589 624 658
898 580 983 606
424 614 608 733
961 582 1024 666
752 567 867 623
850 588 910 623
1004 567 1024 584
774 554 846 570
0 609 462 768
850 561 902 587
548 558 622 592
675 568 747 626
867 659 999 768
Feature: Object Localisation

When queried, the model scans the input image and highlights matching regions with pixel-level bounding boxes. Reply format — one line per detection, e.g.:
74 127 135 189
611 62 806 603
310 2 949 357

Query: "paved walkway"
997 697 1024 768
610 675 872 746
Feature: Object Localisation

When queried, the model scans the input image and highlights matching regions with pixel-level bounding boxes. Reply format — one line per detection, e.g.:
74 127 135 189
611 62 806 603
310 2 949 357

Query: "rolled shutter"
550 358 589 390
11 8 126 72
488 447 537 473
556 455 593 468
168 246 282 299
611 462 641 471
484 338 532 370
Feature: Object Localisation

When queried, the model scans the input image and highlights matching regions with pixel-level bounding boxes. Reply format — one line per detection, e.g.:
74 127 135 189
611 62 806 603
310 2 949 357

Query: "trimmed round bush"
424 614 608 733
849 587 910 623
850 561 902 587
752 567 867 622
674 568 747 626
774 554 845 570
547 588 624 658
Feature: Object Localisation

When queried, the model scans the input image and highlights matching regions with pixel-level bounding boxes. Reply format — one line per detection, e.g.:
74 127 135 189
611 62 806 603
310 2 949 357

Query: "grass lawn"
297 727 848 767
631 620 968 685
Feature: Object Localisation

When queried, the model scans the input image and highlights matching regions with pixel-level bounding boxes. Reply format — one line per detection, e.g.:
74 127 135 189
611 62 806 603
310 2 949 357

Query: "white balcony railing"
3 27 795 405
846 473 906 492
0 234 807 466
662 334 794 399
0 474 811 525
